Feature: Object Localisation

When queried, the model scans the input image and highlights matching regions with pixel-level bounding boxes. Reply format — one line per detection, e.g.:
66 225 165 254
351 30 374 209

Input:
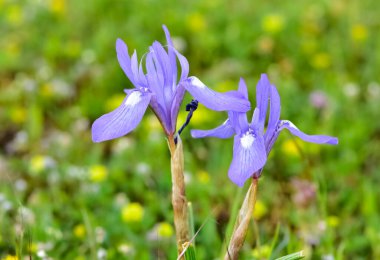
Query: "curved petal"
92 91 151 142
116 39 138 87
228 133 267 187
256 74 270 128
265 84 281 144
173 47 189 82
184 76 251 112
279 120 339 145
191 119 235 139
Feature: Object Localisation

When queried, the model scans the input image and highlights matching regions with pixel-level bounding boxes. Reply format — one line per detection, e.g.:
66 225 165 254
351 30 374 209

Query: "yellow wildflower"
122 203 144 223
186 13 206 32
6 5 22 25
89 165 108 182
311 52 331 69
10 107 26 124
73 224 86 239
351 24 368 43
196 170 210 184
50 0 66 15
281 139 303 157
190 105 212 127
30 155 47 173
262 14 285 34
253 199 268 220
105 94 126 111
327 215 340 228
2 255 18 260
41 83 53 98
251 244 271 259
157 222 174 238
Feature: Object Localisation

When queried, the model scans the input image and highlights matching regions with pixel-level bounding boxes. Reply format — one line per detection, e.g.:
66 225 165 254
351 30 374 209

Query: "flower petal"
265 84 281 144
184 76 251 112
228 111 249 135
256 74 270 128
92 91 151 142
116 39 139 87
162 25 177 84
279 120 338 145
238 78 248 99
170 84 186 133
191 119 235 139
228 133 267 187
173 47 189 82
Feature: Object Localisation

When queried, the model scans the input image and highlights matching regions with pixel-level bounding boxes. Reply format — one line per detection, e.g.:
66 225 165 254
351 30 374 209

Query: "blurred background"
0 0 379 259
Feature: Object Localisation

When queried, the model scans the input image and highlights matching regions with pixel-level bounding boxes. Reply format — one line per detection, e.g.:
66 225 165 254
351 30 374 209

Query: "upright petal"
151 41 173 88
228 111 249 135
191 119 235 139
92 91 151 142
265 84 281 144
173 47 189 82
116 39 138 87
279 120 339 145
170 84 186 133
256 74 270 128
184 77 251 112
238 78 248 99
162 25 177 84
228 133 267 187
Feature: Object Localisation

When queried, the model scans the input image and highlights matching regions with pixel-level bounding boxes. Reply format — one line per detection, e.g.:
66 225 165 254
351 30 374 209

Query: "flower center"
240 132 255 149
125 91 142 107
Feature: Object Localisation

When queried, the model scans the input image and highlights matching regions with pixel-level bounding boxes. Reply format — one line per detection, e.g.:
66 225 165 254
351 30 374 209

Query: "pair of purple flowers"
92 26 338 187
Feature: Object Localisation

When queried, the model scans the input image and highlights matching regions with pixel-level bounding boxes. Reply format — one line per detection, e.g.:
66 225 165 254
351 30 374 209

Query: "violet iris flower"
191 74 338 187
92 25 250 142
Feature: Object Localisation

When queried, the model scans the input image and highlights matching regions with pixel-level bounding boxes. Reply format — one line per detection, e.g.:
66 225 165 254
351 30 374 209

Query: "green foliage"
1 0 379 259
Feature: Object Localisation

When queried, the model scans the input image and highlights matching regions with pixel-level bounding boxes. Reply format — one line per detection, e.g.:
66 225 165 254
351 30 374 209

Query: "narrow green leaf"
275 251 305 260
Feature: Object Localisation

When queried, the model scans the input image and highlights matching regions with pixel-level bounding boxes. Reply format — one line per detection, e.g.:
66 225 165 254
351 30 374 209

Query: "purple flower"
92 26 250 142
191 74 338 186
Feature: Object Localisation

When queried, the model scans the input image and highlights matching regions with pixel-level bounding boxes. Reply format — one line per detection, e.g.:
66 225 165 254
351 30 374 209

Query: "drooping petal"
116 39 138 87
265 84 281 143
238 78 248 99
191 119 235 139
184 76 251 112
256 74 270 128
92 91 151 142
228 111 249 135
279 120 339 145
228 133 267 187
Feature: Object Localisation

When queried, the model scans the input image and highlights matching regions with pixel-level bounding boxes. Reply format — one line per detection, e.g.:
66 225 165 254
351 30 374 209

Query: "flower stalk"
168 134 190 258
225 177 259 260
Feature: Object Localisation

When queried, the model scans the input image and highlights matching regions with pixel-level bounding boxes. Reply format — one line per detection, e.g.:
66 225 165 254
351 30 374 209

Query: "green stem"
168 135 190 259
224 178 259 260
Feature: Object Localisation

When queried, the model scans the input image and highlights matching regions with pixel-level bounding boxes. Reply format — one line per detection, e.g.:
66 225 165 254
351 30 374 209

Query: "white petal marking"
240 133 255 149
190 76 206 89
125 91 142 107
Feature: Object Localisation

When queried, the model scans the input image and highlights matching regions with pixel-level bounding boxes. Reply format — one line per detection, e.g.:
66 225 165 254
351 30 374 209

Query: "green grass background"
0 0 379 259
